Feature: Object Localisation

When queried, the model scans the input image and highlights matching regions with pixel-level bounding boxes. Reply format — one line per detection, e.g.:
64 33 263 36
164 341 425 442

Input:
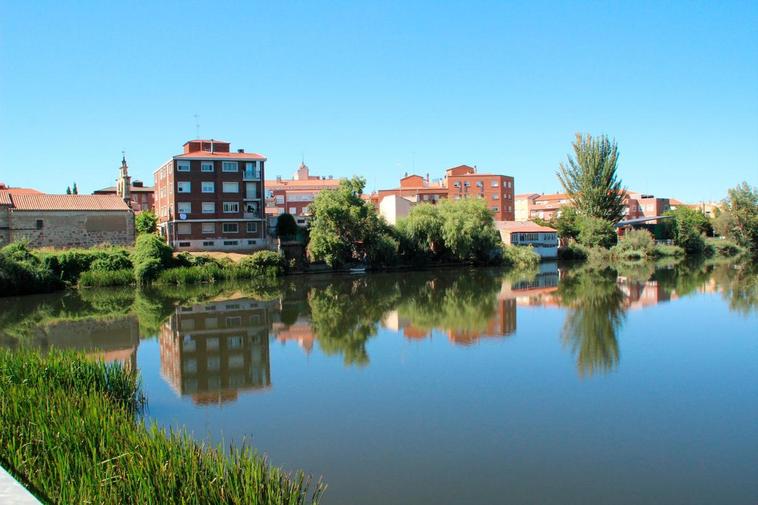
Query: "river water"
1 260 756 504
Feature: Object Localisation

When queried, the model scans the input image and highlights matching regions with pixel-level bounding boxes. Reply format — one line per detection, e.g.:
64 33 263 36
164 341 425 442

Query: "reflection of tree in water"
396 269 503 335
558 268 626 377
712 262 758 315
307 275 402 365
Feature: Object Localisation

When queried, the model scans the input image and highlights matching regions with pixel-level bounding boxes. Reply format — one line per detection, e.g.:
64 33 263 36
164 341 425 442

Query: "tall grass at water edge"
0 350 324 504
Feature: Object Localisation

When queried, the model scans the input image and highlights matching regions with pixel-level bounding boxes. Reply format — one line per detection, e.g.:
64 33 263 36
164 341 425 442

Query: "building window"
289 207 297 214
202 240 215 246
177 181 191 193
492 194 499 200
177 161 190 172
222 182 239 193
491 181 499 187
201 181 215 193
201 222 215 234
244 162 259 179
199 202 213 214
246 222 257 233
177 202 191 214
275 195 284 204
228 336 243 349
201 162 214 172
222 161 238 172
222 223 239 233
223 202 239 213
35 219 43 229
178 241 191 247
177 223 192 235
491 207 499 212
223 240 239 246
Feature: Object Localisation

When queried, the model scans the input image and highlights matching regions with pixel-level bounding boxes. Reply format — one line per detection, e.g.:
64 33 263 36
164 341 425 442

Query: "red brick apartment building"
375 164 515 221
265 162 341 219
153 139 267 251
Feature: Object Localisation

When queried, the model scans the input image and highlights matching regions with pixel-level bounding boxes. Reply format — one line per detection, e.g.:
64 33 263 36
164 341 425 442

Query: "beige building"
379 194 414 225
0 192 135 248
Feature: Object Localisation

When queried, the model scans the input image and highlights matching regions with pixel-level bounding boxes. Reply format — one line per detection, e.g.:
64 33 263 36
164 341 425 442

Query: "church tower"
116 155 131 206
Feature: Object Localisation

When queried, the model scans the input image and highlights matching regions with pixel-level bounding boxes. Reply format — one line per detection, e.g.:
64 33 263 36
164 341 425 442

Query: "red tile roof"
0 192 11 205
265 178 342 189
174 151 266 160
94 185 155 193
497 221 557 233
9 194 131 211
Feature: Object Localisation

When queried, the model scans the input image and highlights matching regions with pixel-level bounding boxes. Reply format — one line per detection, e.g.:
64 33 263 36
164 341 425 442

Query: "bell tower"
116 154 131 206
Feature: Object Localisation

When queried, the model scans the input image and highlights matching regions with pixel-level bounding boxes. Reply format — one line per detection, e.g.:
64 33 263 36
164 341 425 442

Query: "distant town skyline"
1 1 756 202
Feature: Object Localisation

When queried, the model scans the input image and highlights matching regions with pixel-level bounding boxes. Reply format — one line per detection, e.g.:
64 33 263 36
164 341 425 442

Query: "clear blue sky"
1 1 756 202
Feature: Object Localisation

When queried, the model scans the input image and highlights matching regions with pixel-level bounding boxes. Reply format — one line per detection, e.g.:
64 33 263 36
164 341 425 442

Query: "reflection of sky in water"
2 264 757 505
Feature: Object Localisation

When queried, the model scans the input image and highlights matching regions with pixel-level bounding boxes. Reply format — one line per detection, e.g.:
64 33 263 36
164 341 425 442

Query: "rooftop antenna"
193 114 200 139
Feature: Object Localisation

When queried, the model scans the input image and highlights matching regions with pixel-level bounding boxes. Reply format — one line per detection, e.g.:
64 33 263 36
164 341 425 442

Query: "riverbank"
0 350 324 504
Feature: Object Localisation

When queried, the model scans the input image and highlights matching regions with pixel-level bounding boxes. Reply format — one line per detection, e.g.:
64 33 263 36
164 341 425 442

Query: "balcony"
243 169 261 181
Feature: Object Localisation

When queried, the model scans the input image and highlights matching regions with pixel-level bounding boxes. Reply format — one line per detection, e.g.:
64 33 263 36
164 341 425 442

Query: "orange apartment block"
375 164 515 221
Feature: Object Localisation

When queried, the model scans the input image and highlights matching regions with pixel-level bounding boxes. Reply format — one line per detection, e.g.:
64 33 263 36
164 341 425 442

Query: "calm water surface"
1 260 757 505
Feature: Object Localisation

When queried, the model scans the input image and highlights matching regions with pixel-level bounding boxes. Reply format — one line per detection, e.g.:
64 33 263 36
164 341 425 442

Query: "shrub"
37 247 132 284
237 251 287 277
78 269 134 288
705 237 744 257
131 235 173 285
0 350 324 504
653 244 685 257
613 229 655 259
558 241 589 260
0 247 60 296
502 245 540 269
577 216 617 249
135 211 158 235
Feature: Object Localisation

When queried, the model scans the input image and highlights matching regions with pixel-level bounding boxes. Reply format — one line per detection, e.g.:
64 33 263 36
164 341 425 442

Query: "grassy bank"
0 350 324 504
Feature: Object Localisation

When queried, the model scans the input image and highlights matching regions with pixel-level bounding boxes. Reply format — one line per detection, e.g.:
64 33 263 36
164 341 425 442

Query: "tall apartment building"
375 164 516 221
153 139 266 251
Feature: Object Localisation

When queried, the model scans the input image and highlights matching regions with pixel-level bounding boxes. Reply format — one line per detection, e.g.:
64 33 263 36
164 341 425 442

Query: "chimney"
238 149 244 153
426 173 430 182
133 180 144 188
276 175 282 182
210 139 215 153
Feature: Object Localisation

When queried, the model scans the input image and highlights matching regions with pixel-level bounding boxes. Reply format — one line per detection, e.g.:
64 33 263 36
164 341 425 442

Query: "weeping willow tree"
557 133 627 223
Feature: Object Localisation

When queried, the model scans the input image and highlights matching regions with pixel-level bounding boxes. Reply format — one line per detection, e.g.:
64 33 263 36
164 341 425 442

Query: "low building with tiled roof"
497 220 558 259
0 192 134 248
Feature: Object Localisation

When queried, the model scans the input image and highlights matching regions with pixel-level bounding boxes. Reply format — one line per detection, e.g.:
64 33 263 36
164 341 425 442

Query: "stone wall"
0 206 9 246
8 210 135 248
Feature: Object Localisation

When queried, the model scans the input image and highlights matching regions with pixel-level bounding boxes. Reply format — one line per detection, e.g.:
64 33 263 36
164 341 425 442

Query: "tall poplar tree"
557 133 626 223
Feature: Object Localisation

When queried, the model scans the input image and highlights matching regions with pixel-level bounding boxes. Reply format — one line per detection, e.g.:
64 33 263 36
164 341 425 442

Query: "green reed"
0 350 324 504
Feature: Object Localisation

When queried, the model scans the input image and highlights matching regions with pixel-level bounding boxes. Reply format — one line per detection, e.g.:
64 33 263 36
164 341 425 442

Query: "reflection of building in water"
504 266 562 308
617 278 677 309
24 316 139 371
271 317 316 353
159 297 272 405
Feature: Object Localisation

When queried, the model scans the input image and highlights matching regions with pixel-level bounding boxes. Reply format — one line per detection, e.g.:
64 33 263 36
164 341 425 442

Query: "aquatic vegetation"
0 350 325 504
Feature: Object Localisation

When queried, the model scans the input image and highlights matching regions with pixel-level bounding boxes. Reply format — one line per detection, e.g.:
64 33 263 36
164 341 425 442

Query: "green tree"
396 203 446 258
557 133 626 223
307 177 397 267
135 211 158 235
665 207 706 254
720 182 758 252
437 198 502 263
276 213 298 239
72 182 78 195
554 206 581 241
66 186 72 195
577 216 617 249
